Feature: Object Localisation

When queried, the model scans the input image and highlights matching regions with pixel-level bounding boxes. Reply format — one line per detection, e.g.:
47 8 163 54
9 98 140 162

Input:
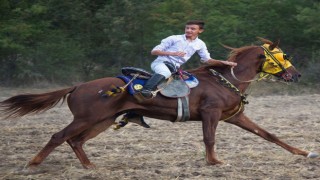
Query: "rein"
209 69 248 121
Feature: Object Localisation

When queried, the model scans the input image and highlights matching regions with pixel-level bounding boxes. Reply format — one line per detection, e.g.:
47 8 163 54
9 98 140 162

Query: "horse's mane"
189 45 258 74
225 45 257 62
189 36 274 74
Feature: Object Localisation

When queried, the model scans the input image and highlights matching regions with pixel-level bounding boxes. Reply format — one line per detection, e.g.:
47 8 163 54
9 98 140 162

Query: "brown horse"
0 38 318 169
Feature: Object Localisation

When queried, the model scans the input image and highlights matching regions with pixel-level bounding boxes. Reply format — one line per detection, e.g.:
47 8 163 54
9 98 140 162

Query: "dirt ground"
0 87 319 180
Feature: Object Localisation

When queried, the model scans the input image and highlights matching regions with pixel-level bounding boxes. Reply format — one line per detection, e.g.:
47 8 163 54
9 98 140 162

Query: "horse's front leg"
201 108 223 165
227 113 318 158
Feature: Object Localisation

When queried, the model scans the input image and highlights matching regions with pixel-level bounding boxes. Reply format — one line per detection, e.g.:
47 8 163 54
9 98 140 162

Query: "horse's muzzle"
280 71 301 82
278 66 301 82
291 73 301 82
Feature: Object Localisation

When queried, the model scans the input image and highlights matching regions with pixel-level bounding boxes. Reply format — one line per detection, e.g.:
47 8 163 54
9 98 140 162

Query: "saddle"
119 67 199 98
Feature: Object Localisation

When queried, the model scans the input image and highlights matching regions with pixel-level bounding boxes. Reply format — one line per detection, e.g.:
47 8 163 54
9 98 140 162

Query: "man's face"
185 24 204 40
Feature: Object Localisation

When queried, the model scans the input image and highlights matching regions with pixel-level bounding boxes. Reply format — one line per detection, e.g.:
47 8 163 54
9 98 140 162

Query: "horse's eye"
269 62 276 66
283 54 290 60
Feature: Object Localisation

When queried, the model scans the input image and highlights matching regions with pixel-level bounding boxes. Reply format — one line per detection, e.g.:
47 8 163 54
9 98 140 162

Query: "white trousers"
151 61 172 79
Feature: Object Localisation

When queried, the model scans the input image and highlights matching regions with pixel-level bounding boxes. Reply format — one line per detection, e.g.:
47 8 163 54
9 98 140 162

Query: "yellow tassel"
103 85 126 97
105 91 114 96
113 122 121 130
118 87 125 93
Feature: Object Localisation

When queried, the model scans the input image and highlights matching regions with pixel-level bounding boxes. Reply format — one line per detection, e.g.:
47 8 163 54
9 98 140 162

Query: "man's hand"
171 51 186 57
221 61 237 67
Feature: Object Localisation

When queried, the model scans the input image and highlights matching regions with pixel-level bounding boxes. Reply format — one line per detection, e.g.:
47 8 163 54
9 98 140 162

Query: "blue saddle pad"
117 76 146 95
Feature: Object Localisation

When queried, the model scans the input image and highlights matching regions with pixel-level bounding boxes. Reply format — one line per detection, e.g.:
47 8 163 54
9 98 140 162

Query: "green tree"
0 0 319 86
296 2 320 84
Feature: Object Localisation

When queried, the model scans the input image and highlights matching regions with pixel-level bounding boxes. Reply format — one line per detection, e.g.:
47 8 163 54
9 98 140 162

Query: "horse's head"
259 38 301 82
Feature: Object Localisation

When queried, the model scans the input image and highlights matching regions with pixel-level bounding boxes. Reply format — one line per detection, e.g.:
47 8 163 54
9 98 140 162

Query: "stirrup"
133 90 157 102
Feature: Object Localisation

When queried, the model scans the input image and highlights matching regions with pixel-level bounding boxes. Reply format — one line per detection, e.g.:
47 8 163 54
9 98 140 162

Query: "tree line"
0 0 319 86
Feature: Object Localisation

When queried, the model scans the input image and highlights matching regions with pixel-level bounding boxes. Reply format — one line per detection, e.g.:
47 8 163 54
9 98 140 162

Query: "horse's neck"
206 45 261 93
192 63 258 93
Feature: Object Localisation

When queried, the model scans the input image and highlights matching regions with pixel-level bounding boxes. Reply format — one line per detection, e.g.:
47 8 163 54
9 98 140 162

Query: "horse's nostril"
298 74 302 77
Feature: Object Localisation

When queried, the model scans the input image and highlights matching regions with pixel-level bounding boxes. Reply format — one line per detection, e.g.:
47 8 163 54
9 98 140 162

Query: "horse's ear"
257 37 272 44
220 43 234 50
269 39 280 50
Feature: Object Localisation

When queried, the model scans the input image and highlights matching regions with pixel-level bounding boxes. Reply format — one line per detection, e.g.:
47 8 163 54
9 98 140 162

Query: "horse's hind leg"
27 120 93 168
66 118 115 169
227 113 317 157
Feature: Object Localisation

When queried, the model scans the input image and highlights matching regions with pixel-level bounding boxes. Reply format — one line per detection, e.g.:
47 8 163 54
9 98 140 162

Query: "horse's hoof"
307 152 318 158
139 117 151 128
206 160 223 165
26 164 38 171
20 165 46 175
125 114 151 128
83 163 96 169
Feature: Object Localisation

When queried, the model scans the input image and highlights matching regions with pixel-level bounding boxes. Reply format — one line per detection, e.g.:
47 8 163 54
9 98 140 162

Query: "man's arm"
205 59 237 67
197 42 237 67
151 50 186 57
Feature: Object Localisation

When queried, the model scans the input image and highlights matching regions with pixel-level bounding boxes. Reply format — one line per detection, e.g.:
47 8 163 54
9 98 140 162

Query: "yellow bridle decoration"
261 44 292 74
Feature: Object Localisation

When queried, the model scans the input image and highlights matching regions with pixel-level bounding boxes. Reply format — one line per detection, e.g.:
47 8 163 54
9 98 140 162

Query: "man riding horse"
136 20 237 99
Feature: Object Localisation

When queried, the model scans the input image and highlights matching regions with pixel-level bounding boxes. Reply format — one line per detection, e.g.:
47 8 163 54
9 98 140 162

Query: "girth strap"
175 96 190 122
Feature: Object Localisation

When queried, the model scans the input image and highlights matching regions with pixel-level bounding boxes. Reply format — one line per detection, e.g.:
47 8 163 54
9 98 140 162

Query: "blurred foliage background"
0 0 319 88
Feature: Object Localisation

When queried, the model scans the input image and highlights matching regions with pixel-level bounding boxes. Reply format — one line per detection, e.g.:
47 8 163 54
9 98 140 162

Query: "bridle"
230 45 292 83
261 45 293 81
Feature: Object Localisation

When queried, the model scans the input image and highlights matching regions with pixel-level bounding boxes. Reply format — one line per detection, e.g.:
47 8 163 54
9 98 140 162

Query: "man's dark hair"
186 20 205 29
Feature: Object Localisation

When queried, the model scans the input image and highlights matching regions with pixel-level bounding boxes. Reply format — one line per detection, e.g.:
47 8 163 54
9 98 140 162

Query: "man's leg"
137 62 171 99
139 73 166 98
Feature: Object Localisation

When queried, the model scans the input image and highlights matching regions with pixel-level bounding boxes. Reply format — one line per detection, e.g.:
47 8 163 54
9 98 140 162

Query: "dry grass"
0 87 319 179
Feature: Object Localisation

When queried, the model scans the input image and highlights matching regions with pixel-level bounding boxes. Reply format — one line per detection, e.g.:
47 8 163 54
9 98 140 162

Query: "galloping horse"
0 37 318 169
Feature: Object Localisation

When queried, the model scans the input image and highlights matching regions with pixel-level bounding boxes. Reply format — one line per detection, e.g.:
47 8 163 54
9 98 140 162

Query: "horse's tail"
0 86 76 118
